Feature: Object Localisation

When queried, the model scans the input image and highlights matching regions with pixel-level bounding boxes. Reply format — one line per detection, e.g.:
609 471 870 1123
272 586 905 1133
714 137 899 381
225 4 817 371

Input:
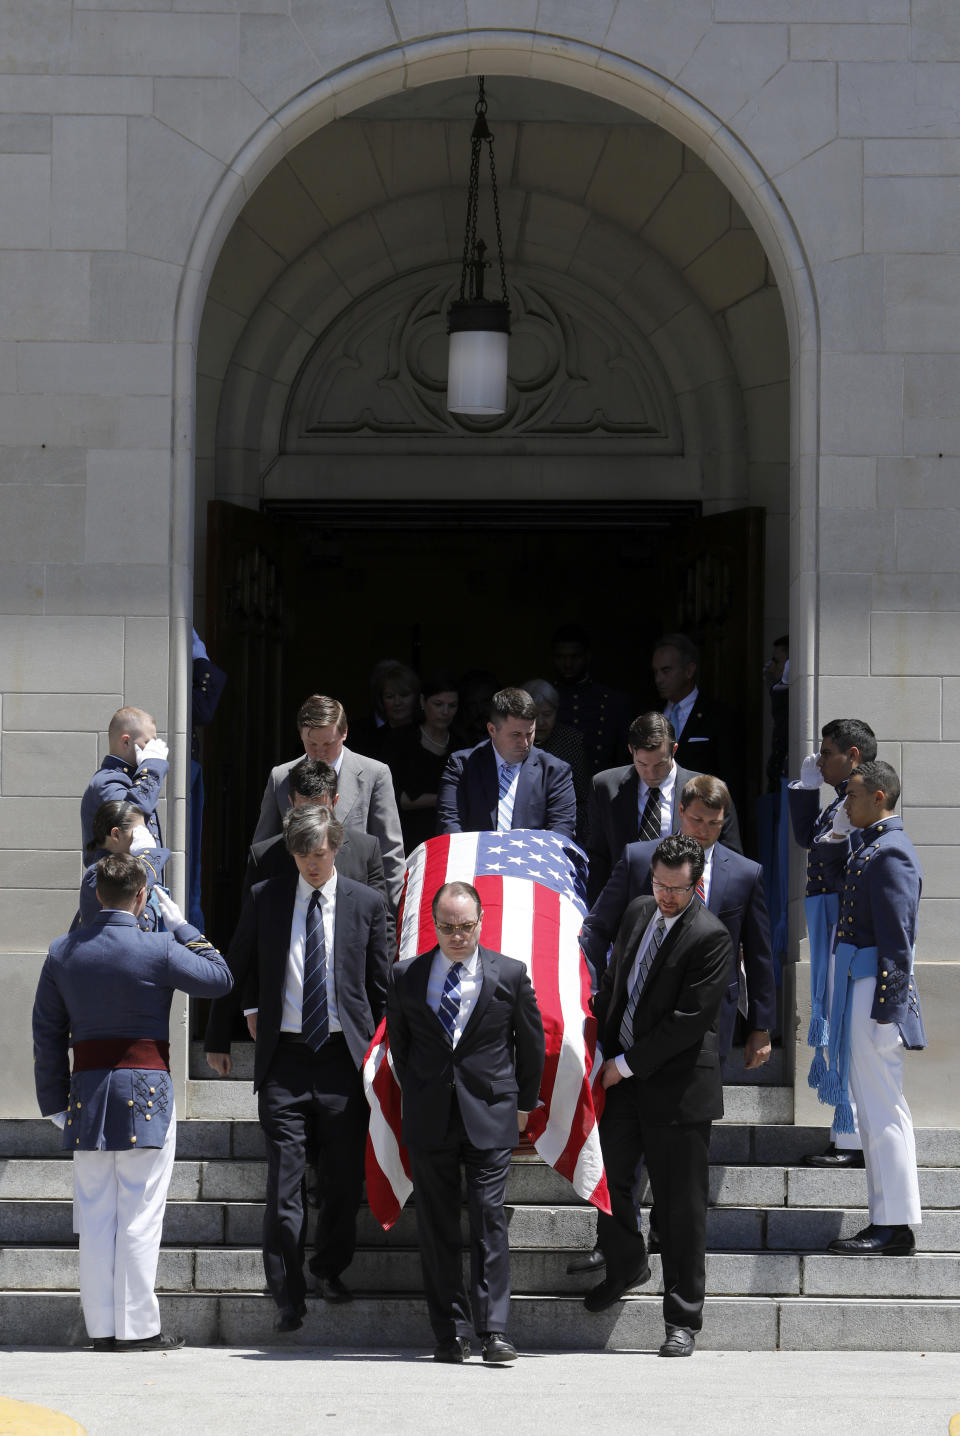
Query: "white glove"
829 806 854 839
48 1111 67 1130
129 825 156 855
135 737 169 764
155 887 185 929
799 754 823 789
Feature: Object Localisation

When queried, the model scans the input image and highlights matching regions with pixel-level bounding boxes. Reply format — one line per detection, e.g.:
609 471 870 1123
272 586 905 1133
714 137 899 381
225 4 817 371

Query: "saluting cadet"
819 761 925 1256
788 717 876 1168
80 706 169 861
32 854 233 1351
77 799 171 930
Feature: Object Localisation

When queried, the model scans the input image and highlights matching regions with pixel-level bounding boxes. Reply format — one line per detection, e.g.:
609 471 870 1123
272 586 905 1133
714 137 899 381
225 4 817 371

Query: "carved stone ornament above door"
281 265 683 453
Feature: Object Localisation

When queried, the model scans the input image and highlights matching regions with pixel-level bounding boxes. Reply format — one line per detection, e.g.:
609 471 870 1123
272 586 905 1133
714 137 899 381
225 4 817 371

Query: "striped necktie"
301 889 329 1051
696 873 706 902
638 786 661 842
438 961 463 1043
497 762 519 831
619 916 666 1050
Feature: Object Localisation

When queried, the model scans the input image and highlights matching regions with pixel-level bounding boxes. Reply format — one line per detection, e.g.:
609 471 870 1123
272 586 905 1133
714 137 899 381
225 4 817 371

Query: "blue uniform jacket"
32 910 233 1150
77 845 172 931
788 780 856 897
80 754 169 863
837 816 925 1045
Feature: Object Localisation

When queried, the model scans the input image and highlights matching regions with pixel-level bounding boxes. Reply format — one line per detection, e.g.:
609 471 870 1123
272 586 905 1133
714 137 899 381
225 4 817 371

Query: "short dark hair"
431 881 482 921
679 774 731 814
489 687 537 724
653 632 699 671
821 718 877 763
289 758 338 803
95 853 146 906
773 634 788 651
651 833 705 883
296 694 347 734
90 799 143 852
628 711 676 750
283 804 344 855
851 759 901 810
552 623 590 649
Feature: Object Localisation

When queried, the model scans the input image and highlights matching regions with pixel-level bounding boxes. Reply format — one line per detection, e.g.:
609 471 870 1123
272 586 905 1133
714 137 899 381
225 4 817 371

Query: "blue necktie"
619 916 666 1050
301 889 329 1051
497 763 519 831
438 961 463 1043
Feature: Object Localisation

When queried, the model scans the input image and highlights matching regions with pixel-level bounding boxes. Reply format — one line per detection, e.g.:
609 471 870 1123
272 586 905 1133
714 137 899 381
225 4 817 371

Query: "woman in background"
390 671 460 854
78 799 172 930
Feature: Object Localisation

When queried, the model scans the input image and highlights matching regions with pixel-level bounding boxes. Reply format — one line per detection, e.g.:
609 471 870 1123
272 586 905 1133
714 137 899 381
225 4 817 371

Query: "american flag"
363 830 611 1229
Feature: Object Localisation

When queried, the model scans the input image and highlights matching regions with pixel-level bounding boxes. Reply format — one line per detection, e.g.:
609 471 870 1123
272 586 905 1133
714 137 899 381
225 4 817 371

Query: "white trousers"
826 939 862 1151
73 1110 176 1340
848 979 921 1227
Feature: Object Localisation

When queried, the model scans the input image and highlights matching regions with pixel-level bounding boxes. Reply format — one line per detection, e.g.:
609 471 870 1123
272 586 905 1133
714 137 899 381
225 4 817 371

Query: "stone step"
183 1078 796 1123
5 1155 958 1209
186 1041 788 1086
3 1290 960 1352
4 1199 960 1252
3 1118 959 1167
4 1245 959 1299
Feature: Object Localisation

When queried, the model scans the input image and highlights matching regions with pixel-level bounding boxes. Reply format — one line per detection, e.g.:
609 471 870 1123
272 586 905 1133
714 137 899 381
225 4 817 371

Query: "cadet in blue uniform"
32 853 233 1350
78 799 172 930
821 761 925 1255
552 623 631 776
80 706 169 860
788 717 876 1168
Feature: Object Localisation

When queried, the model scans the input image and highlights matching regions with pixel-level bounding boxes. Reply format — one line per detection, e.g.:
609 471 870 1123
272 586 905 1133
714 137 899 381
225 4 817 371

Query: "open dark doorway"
200 497 764 952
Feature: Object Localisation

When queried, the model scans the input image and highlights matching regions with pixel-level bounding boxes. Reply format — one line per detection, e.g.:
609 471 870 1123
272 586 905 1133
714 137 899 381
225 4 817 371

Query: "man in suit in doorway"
437 686 576 839
386 881 545 1365
205 805 389 1330
585 834 732 1358
586 711 741 903
651 633 740 803
250 693 404 913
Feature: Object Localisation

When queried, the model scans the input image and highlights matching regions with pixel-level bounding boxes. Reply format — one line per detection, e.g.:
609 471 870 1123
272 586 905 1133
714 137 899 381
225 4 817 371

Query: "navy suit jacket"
586 762 742 902
581 839 776 1057
386 944 545 1150
204 872 389 1087
672 693 741 801
436 740 577 839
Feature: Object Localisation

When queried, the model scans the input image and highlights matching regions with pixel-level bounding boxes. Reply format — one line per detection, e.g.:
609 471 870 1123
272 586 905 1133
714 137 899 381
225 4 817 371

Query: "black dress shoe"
91 1337 116 1352
433 1336 471 1363
273 1303 308 1333
828 1223 916 1256
481 1332 518 1364
804 1143 865 1168
114 1333 185 1352
583 1260 651 1312
659 1326 695 1358
566 1247 605 1275
315 1273 353 1304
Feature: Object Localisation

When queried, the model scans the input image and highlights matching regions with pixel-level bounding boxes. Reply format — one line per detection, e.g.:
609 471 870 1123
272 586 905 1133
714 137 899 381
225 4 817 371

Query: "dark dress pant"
258 1036 367 1314
596 1080 711 1333
409 1101 513 1343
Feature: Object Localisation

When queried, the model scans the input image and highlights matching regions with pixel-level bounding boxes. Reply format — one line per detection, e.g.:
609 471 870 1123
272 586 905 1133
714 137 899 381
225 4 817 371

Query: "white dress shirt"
496 757 522 832
426 945 482 1047
277 871 341 1035
699 843 715 905
638 761 678 836
615 907 683 1078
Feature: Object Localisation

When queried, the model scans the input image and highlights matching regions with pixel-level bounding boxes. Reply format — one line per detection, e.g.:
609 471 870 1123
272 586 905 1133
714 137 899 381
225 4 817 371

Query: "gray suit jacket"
251 747 404 911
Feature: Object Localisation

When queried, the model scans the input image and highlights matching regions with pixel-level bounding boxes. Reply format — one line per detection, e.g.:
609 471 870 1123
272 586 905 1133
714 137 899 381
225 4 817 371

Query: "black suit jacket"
593 895 731 1124
586 762 742 902
581 839 775 1056
437 740 577 839
204 872 389 1088
672 693 741 802
386 944 545 1150
242 829 387 905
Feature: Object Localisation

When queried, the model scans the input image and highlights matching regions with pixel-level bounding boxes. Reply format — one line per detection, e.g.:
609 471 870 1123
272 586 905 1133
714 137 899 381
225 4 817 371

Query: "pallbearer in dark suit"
205 805 389 1330
386 882 545 1365
586 835 732 1358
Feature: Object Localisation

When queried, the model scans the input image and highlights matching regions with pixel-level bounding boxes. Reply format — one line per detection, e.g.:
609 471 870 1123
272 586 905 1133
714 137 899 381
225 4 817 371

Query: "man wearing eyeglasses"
386 881 545 1366
584 834 732 1358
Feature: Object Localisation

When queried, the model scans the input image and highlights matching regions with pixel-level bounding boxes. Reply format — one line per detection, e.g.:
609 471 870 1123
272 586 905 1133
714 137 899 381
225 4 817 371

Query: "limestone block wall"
0 5 956 1119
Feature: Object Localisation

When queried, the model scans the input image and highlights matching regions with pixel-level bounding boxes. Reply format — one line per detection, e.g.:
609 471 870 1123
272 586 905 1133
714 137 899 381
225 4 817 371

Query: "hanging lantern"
447 77 511 417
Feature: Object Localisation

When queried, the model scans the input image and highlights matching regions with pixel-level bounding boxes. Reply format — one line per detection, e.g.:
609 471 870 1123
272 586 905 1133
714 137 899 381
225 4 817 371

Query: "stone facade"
0 4 957 1122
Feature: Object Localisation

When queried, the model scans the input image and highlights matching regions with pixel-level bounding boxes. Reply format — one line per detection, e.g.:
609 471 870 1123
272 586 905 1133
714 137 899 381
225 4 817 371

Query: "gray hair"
283 804 344 856
522 678 560 709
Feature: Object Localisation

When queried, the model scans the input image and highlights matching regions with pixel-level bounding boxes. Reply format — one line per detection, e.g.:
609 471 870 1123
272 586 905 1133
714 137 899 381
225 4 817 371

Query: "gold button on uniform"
131 1136 137 1143
145 1114 151 1121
